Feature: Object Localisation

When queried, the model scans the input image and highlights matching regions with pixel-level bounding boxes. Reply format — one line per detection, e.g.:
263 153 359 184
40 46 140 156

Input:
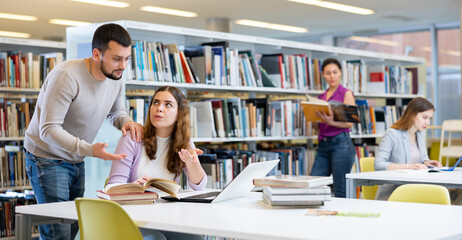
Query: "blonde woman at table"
374 97 441 200
108 86 206 240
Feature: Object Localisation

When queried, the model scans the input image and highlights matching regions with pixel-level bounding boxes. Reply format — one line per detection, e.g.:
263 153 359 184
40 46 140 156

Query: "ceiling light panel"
0 30 31 38
0 13 38 21
49 19 91 27
140 6 198 17
235 19 308 33
349 36 398 46
288 0 374 15
71 0 130 8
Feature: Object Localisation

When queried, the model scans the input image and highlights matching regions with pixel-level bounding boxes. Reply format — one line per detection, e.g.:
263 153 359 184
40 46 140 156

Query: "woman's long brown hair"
391 97 434 130
143 86 190 179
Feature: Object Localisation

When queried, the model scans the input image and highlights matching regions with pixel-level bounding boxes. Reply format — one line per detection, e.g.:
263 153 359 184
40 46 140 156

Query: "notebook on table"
161 160 279 203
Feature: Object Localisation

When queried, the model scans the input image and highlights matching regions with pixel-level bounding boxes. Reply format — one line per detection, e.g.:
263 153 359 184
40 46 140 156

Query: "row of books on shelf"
0 51 63 89
0 145 29 188
0 99 34 138
128 95 405 141
0 191 36 237
128 40 267 88
128 96 315 139
191 98 314 138
126 40 419 95
352 100 405 135
343 61 419 95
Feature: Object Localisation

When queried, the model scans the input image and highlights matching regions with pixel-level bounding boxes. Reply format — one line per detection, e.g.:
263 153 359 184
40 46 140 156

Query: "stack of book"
96 178 181 205
253 175 333 207
96 190 158 205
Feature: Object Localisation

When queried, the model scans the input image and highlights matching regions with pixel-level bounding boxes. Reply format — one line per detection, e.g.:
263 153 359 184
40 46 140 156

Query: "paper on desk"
305 209 381 218
393 169 431 174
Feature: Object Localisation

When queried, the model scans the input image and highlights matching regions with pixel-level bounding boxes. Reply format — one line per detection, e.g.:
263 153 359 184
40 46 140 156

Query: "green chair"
388 184 451 205
359 157 378 200
75 198 143 240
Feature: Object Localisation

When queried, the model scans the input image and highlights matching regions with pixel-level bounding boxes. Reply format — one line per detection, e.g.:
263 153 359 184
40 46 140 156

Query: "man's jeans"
311 132 356 198
25 150 85 240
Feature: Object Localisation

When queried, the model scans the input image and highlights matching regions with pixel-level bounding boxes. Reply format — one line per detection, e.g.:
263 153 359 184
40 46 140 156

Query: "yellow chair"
359 157 378 200
388 184 451 205
75 198 143 240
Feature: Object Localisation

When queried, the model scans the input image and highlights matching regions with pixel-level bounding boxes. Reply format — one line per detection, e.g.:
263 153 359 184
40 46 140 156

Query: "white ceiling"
1 0 460 42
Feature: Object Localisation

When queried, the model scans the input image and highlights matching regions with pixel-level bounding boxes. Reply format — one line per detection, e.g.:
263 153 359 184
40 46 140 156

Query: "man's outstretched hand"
92 142 127 160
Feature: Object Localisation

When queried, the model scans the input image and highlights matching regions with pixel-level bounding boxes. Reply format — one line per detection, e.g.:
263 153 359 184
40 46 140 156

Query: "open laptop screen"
162 160 279 203
441 156 462 171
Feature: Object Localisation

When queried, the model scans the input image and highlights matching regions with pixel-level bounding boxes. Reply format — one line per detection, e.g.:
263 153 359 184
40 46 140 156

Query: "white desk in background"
15 192 462 240
346 168 462 199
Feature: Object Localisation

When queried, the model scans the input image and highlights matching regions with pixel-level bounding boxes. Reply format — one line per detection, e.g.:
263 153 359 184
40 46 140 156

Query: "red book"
277 55 284 88
370 72 384 82
179 51 194 83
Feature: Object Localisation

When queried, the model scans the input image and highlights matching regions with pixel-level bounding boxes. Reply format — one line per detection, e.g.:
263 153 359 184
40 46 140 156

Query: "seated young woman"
374 97 441 200
108 86 206 188
108 86 206 240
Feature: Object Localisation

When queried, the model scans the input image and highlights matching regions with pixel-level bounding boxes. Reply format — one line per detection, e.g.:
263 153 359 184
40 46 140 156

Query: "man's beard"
100 62 123 80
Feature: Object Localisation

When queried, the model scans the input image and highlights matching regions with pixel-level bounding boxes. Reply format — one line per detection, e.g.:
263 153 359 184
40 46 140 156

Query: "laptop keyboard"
183 191 220 199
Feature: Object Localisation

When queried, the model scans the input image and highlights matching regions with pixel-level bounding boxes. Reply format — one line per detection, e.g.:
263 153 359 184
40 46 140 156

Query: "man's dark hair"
92 23 131 53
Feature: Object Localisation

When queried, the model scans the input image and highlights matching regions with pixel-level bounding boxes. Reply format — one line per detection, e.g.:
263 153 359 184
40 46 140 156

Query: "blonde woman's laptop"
162 160 279 203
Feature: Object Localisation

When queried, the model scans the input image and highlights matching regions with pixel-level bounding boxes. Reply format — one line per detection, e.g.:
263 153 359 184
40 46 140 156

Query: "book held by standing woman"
302 94 360 123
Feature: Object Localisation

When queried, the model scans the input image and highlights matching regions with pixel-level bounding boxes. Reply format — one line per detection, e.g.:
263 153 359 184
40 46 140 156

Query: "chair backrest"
359 157 378 200
388 184 451 205
75 198 143 240
439 120 462 167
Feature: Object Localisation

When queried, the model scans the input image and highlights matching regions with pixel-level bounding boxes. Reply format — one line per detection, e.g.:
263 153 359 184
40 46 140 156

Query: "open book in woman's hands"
302 94 360 123
103 178 181 198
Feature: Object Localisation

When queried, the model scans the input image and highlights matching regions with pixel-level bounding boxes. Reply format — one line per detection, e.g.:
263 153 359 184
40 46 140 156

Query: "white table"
346 168 462 199
15 192 462 240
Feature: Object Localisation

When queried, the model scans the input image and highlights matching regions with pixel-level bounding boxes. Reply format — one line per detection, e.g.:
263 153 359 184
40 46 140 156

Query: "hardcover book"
301 94 360 123
103 178 181 198
261 194 325 207
263 185 331 195
96 190 158 201
113 199 156 205
262 191 331 201
253 175 333 188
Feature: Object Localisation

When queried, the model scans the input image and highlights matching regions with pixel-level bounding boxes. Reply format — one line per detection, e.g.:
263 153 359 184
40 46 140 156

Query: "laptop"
429 156 462 172
161 160 279 203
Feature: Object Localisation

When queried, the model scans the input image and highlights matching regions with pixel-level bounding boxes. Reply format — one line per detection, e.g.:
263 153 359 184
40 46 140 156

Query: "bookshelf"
66 20 425 195
68 20 425 142
0 36 66 140
0 37 66 238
